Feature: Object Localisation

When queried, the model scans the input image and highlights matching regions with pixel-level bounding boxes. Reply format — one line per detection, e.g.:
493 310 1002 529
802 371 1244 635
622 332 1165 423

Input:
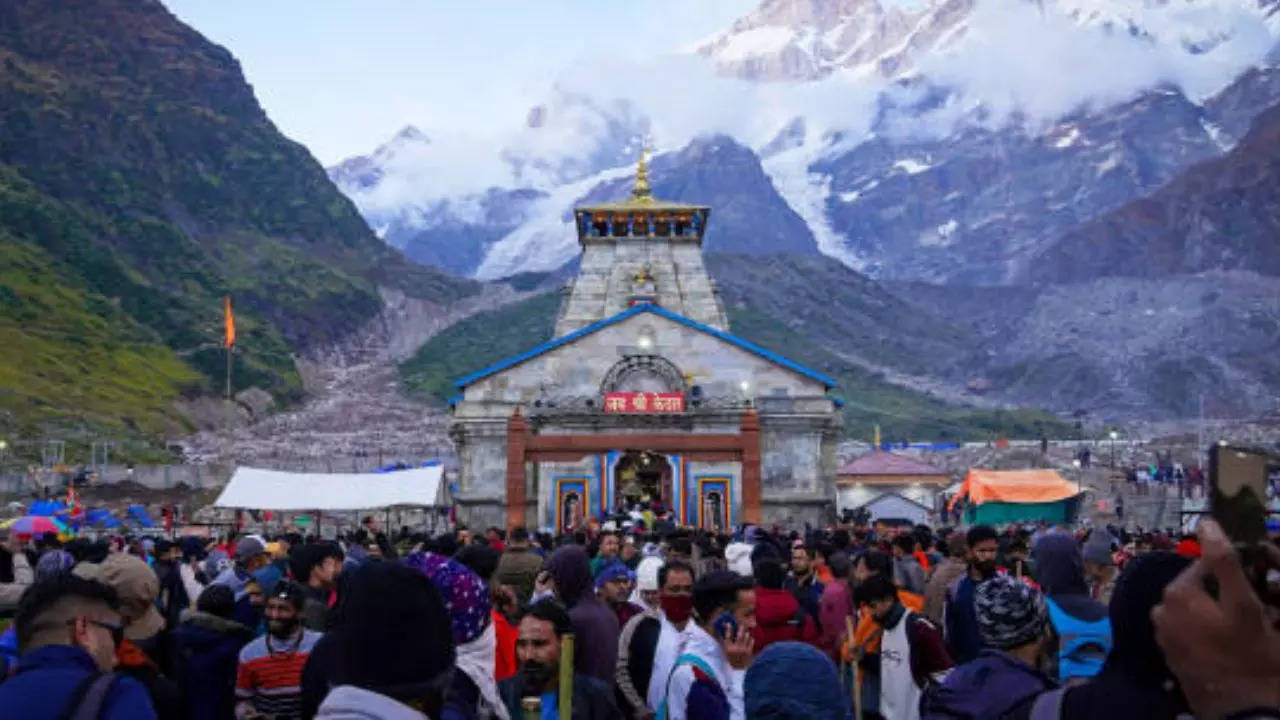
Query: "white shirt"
880 610 922 720
647 612 695 712
661 623 744 720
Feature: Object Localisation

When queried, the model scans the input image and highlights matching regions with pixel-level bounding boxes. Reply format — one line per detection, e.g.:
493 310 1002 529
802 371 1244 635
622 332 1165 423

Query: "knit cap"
35 550 75 582
745 641 852 720
594 560 635 590
974 575 1045 650
405 551 491 645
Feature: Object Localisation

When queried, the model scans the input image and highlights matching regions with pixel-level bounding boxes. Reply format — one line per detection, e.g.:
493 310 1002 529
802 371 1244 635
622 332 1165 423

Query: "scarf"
455 623 511 720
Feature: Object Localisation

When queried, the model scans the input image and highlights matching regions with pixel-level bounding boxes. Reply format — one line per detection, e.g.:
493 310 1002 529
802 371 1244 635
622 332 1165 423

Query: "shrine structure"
449 152 841 531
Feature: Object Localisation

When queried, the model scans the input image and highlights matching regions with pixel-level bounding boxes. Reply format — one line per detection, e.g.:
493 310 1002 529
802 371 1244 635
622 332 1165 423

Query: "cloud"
914 0 1276 130
344 0 1277 222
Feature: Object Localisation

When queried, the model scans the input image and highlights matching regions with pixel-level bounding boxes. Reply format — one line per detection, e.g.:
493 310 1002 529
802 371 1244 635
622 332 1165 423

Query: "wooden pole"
559 633 574 719
225 345 233 400
846 616 862 720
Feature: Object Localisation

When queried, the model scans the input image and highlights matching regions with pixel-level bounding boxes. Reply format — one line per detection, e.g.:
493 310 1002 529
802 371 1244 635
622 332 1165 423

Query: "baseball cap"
268 579 307 610
236 536 266 562
73 554 164 641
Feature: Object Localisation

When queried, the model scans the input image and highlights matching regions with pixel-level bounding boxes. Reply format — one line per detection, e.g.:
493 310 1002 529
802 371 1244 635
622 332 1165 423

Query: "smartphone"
1208 443 1271 546
712 611 739 641
1208 443 1276 600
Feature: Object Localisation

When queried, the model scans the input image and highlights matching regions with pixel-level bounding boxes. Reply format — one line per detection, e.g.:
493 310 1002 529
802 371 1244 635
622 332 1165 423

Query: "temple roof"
454 303 836 390
837 451 948 477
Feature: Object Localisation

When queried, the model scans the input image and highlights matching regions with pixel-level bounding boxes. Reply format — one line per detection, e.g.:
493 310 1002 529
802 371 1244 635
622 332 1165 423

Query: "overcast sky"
164 0 756 164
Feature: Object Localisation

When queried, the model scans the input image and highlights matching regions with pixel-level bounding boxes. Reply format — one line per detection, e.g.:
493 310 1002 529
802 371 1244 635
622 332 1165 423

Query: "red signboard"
603 392 685 413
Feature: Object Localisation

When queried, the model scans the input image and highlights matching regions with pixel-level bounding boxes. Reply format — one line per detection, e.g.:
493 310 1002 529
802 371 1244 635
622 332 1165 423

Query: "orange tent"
947 468 1078 512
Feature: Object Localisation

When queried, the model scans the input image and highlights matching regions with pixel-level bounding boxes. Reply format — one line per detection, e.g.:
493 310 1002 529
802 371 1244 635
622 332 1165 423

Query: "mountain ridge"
0 0 476 459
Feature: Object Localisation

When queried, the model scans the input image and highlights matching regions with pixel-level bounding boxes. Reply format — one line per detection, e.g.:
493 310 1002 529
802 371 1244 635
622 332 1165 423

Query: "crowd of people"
0 511 1276 720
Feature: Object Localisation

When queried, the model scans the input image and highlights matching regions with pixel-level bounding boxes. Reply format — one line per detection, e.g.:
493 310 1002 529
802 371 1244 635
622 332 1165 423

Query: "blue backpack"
1045 596 1112 682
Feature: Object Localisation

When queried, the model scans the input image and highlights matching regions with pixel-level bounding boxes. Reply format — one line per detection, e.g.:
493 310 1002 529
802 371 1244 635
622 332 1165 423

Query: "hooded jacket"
753 587 820 653
171 610 254 720
921 649 1055 720
316 684 430 720
545 546 619 684
1009 552 1194 720
1030 535 1110 682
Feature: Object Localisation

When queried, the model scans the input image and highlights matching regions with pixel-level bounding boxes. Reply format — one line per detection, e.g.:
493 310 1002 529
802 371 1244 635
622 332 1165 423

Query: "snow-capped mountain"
329 0 1280 283
694 0 1280 82
693 0 973 81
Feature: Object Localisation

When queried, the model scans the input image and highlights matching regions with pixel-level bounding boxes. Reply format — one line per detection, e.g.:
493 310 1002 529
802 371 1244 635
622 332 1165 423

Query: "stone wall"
555 237 727 336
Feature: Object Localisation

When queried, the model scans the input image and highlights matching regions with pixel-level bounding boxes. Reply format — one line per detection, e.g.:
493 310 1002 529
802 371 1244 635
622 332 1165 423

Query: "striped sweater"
236 628 323 719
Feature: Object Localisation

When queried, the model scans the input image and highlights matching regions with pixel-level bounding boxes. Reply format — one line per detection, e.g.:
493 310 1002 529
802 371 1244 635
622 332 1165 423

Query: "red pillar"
741 409 762 525
506 409 527 530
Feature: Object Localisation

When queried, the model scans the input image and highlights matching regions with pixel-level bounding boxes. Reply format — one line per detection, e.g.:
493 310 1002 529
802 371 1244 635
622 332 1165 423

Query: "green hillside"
401 289 1068 441
0 0 477 460
400 293 561 402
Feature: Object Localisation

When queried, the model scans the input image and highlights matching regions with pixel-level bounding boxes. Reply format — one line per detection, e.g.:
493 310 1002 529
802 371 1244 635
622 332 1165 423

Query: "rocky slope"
0 0 476 460
1029 101 1280 283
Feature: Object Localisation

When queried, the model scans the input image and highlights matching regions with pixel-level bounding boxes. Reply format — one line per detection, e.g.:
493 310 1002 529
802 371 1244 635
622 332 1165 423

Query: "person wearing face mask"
0 574 157 719
498 598 618 719
943 525 999 664
616 559 681 720
921 575 1053 720
856 575 952 720
235 580 322 719
646 560 697 715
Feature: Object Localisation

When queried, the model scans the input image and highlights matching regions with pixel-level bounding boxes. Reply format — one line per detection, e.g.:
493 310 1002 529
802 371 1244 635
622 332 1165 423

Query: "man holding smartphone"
657 570 755 720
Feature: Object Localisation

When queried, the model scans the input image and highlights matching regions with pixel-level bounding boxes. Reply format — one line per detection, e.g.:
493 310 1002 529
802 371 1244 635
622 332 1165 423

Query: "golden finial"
631 145 652 201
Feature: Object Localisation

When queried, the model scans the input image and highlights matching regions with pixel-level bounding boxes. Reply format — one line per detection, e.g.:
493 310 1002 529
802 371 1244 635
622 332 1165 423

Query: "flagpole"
225 344 232 401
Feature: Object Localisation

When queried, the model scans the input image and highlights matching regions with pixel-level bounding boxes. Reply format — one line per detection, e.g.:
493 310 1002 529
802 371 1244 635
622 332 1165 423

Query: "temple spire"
630 146 652 202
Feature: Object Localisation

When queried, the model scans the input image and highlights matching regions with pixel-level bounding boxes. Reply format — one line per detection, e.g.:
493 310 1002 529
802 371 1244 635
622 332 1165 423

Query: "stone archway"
599 355 687 395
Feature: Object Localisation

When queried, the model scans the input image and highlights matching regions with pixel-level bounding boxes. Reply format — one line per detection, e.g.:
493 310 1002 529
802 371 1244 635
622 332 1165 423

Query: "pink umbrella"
8 515 65 535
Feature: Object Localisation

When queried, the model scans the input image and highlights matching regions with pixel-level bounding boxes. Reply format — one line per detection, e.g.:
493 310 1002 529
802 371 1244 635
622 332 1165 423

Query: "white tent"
213 465 445 511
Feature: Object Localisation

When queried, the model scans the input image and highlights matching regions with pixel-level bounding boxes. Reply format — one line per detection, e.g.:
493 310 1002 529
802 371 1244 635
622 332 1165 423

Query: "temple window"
611 213 628 237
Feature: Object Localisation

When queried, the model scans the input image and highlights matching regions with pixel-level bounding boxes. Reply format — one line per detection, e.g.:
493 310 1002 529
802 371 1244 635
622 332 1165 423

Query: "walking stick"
559 633 574 719
846 616 862 720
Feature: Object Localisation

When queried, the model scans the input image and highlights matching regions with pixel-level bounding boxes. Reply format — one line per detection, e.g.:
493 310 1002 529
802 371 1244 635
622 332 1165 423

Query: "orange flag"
224 295 236 348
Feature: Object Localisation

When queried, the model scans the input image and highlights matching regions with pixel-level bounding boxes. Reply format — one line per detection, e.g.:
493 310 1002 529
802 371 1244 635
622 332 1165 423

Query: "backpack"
61 672 121 720
1044 597 1112 682
656 652 719 720
1028 687 1068 720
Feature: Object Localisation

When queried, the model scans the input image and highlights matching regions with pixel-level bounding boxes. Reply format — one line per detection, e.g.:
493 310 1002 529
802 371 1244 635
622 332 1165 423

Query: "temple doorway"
614 450 673 514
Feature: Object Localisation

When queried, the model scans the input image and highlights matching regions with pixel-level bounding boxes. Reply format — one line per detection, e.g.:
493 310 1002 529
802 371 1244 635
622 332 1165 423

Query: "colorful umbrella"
3 515 66 535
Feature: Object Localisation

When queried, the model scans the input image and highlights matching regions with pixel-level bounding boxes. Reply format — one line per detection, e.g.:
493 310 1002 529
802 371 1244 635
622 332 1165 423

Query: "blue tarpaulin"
28 501 68 516
84 508 121 528
126 505 155 528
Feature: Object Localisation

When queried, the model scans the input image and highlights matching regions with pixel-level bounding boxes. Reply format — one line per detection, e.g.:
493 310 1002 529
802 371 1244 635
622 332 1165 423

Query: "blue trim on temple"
453 304 836 389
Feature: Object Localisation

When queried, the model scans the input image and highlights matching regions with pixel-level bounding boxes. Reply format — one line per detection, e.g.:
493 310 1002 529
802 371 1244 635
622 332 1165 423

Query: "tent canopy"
214 466 445 511
948 468 1078 511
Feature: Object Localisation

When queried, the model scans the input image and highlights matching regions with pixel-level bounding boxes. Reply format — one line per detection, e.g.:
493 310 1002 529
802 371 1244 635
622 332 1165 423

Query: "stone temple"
449 154 841 531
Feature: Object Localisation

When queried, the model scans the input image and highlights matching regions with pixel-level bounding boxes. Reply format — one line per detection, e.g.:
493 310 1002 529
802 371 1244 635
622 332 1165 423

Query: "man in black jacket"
499 599 618 720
